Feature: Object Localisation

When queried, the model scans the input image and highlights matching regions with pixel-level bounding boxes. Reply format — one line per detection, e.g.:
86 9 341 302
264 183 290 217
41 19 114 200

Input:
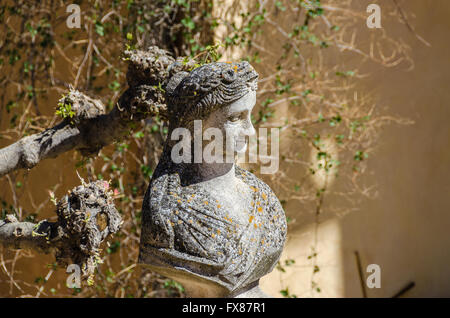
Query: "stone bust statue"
138 60 287 297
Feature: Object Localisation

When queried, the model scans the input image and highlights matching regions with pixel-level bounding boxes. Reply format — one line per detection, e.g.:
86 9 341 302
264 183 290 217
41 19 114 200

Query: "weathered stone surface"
138 60 287 297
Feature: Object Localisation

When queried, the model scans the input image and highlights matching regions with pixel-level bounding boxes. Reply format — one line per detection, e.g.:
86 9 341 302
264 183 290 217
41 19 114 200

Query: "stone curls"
165 61 259 125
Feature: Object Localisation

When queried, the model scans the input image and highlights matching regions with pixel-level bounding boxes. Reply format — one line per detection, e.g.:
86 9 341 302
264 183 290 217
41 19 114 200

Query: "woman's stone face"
202 90 256 161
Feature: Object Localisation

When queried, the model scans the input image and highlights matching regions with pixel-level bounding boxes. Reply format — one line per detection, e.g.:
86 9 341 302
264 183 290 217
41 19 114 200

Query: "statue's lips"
235 136 248 153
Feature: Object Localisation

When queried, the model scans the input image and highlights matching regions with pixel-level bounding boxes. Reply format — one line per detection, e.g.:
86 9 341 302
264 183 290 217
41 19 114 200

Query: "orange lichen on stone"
217 204 221 208
257 206 263 213
249 215 254 223
224 214 233 223
262 193 268 201
204 201 208 205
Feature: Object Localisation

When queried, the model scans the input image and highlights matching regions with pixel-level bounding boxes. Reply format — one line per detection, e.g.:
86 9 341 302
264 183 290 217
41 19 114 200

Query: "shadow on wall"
340 0 450 298
263 0 450 298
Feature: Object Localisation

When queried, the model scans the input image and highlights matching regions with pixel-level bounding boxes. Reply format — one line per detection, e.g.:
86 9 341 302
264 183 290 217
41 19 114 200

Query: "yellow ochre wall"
261 0 450 297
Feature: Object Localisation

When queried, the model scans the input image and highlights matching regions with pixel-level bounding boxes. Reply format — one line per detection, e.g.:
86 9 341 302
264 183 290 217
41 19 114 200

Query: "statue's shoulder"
235 166 284 212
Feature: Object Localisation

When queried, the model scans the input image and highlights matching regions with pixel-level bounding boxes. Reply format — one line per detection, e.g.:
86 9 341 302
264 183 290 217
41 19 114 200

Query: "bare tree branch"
0 46 180 177
392 0 431 47
0 218 54 253
0 180 122 280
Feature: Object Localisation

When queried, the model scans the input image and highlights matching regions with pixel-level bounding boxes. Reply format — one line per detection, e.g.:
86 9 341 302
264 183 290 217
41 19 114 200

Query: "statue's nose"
242 118 256 136
246 125 256 137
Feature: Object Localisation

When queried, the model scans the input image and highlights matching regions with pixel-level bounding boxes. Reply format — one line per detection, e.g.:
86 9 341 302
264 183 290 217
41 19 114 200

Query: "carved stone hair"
165 61 258 126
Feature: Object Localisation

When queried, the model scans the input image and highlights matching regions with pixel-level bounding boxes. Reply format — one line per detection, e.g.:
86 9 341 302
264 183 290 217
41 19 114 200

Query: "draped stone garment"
138 151 287 294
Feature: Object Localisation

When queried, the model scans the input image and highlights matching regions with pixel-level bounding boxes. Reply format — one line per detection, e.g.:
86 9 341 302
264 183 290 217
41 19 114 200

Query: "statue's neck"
163 126 237 186
177 161 235 186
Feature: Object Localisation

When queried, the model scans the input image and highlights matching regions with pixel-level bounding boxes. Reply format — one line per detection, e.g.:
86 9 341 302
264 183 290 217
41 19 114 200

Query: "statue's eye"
228 111 248 123
228 115 240 122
